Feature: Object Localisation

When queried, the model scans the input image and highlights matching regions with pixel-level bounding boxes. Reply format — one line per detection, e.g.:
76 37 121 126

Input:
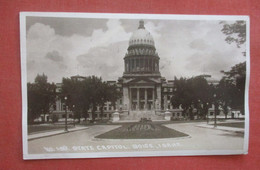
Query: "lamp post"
64 96 68 132
213 94 217 127
73 105 75 127
197 99 201 119
206 102 209 124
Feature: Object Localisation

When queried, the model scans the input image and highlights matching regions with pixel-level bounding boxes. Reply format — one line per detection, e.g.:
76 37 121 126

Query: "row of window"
130 39 153 44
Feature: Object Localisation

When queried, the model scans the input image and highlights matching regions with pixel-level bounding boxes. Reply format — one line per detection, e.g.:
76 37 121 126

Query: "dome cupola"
129 20 155 47
123 20 160 77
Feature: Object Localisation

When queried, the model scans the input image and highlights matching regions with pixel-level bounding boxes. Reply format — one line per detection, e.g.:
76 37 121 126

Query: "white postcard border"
20 12 250 160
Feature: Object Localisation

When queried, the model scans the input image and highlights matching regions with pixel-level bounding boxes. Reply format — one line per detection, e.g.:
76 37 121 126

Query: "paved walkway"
28 126 89 141
196 124 244 133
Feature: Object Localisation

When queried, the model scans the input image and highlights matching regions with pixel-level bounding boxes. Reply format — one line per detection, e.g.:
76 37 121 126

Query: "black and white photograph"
20 12 250 159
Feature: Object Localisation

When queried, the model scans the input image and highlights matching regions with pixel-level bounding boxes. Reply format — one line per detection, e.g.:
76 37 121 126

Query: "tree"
170 77 192 118
61 76 122 122
171 76 215 120
98 83 122 119
221 20 246 48
27 74 56 123
61 77 91 123
218 62 246 115
86 76 104 122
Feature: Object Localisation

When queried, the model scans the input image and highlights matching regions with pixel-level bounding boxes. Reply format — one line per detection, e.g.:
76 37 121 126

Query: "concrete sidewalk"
197 124 244 133
28 126 89 141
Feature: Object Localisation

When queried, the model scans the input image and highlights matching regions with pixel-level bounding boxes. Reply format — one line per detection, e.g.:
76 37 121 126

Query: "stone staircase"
119 110 165 121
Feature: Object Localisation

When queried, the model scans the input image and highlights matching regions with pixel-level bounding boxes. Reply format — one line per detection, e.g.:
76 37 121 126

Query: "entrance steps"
119 110 165 121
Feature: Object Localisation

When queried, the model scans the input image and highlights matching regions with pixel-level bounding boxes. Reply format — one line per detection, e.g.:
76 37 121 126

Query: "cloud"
45 50 63 62
189 39 208 50
26 19 131 83
26 18 246 83
77 41 128 80
27 23 55 40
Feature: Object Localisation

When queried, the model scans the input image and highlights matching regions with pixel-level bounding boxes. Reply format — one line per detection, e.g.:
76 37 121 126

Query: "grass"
216 122 244 128
95 122 188 139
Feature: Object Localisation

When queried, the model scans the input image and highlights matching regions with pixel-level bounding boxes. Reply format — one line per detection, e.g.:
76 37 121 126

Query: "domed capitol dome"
129 20 155 46
123 20 160 76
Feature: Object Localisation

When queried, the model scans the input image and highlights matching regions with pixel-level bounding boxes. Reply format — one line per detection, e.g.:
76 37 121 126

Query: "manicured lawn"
216 122 244 128
95 122 188 139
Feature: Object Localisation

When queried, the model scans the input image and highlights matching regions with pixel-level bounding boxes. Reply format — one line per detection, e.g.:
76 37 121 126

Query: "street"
28 122 244 154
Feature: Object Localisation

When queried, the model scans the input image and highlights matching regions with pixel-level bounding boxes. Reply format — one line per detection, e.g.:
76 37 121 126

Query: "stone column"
152 88 155 109
157 60 159 72
134 58 136 71
129 88 132 110
130 59 132 72
132 58 134 71
164 95 168 110
157 86 161 110
125 61 127 72
152 59 155 71
147 58 149 71
137 88 140 110
123 87 129 110
145 88 147 110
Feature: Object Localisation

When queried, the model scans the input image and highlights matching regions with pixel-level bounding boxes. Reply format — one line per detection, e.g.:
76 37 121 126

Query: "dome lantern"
138 20 145 29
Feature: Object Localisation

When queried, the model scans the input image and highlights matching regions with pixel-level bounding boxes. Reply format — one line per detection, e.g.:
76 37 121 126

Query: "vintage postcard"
20 12 250 159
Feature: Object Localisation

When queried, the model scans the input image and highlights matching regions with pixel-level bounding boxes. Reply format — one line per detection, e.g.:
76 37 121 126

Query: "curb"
196 124 244 134
28 127 89 141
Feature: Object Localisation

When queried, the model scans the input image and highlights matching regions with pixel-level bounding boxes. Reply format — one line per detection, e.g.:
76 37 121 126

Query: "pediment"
136 80 149 83
127 77 159 84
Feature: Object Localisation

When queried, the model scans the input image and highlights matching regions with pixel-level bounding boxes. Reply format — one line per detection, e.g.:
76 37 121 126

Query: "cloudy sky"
26 16 246 83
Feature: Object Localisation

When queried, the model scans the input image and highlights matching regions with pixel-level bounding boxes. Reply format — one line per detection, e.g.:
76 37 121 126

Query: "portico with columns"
122 79 162 111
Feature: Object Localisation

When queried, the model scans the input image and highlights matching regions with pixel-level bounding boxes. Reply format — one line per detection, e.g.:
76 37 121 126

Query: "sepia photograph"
20 12 250 159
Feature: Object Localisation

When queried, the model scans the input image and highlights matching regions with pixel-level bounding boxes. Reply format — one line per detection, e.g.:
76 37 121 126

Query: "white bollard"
112 110 120 122
164 109 172 121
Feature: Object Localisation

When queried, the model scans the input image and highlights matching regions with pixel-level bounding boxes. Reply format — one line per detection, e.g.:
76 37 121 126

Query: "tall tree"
27 74 56 123
171 76 214 119
218 62 246 115
98 82 122 119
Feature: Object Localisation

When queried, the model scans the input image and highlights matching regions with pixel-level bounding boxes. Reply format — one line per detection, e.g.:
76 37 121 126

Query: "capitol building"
120 20 166 111
53 20 180 121
53 20 222 121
